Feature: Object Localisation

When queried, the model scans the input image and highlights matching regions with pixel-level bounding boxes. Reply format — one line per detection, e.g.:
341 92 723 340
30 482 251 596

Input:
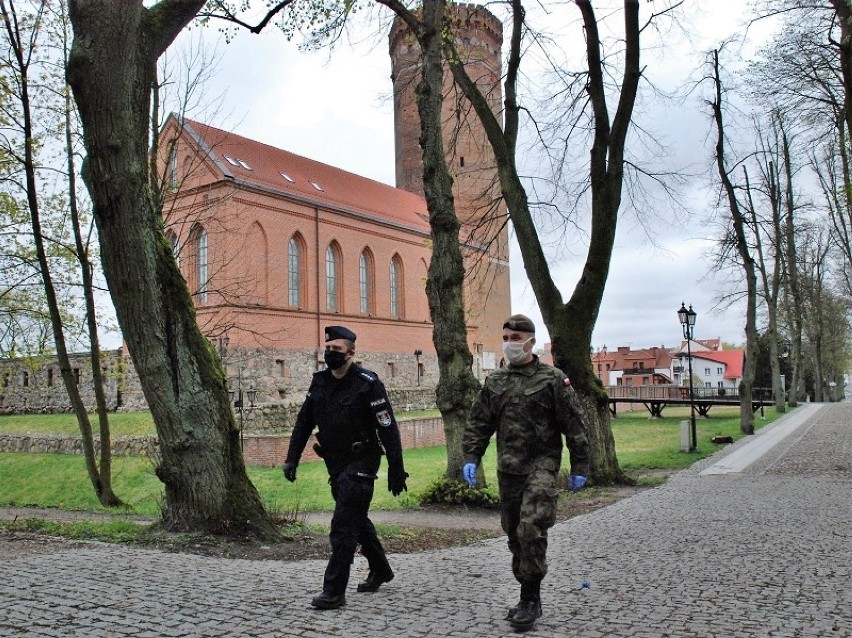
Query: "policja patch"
377 410 392 427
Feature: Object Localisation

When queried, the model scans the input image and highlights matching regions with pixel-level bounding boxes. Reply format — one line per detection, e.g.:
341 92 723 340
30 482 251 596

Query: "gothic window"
288 234 305 307
359 249 374 314
165 230 179 260
188 224 208 303
168 145 178 190
389 254 404 318
196 227 208 302
326 242 342 311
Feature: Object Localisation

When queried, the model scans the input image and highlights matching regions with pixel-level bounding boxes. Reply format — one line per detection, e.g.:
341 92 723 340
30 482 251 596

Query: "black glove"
388 468 409 497
282 461 297 482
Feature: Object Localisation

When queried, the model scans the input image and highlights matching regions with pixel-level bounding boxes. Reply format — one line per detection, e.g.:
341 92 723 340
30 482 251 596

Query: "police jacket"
463 356 590 476
285 363 405 476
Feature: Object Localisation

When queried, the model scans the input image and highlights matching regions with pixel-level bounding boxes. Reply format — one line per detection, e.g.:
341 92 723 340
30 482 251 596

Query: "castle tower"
389 4 511 364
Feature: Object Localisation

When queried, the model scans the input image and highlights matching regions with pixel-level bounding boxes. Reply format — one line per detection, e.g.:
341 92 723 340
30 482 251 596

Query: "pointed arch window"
359 249 374 314
196 228 208 302
168 145 178 190
165 230 179 260
326 242 342 311
288 235 304 307
389 255 404 318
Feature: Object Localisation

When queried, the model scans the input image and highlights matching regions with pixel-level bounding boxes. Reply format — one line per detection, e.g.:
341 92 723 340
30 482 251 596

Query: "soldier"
462 314 590 632
283 326 409 610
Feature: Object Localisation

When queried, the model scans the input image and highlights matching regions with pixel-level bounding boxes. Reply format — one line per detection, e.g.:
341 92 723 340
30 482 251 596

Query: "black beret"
325 325 356 342
502 314 535 333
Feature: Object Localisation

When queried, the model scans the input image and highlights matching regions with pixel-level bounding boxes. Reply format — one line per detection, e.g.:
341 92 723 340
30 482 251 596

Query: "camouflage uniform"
463 355 590 598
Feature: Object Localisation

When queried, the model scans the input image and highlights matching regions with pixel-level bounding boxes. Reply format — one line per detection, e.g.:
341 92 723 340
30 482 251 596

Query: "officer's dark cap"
325 325 356 342
502 314 535 333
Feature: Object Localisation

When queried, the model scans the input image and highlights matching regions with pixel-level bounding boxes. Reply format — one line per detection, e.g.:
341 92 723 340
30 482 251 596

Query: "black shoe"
505 600 522 621
310 592 346 609
509 600 542 631
356 569 394 593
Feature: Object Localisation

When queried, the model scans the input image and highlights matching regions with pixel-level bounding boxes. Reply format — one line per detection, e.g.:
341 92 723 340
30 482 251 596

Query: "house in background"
599 346 674 387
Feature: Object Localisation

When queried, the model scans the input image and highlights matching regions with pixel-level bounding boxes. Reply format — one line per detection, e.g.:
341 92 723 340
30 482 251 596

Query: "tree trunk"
67 0 277 540
710 49 757 435
63 68 123 507
382 0 481 481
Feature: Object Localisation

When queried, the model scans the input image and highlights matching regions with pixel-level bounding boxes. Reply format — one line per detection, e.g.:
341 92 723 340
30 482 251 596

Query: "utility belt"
313 438 383 461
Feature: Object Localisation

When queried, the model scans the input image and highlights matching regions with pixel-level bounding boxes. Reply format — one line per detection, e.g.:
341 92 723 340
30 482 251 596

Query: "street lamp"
229 374 256 451
677 302 698 452
414 349 423 386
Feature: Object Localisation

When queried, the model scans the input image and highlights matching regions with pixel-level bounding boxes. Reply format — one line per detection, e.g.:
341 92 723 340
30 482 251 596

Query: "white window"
359 251 373 314
326 244 340 310
717 367 723 375
196 229 208 302
389 255 403 317
288 237 301 306
704 367 711 375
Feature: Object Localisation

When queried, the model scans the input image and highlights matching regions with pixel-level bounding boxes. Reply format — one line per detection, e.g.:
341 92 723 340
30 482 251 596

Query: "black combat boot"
356 569 395 593
310 592 346 609
509 599 542 632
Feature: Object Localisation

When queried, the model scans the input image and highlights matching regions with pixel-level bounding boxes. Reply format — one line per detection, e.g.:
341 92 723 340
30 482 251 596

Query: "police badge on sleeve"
376 410 392 427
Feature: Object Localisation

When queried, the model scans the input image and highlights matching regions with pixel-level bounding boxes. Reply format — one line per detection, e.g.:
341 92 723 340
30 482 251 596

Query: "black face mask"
324 349 349 371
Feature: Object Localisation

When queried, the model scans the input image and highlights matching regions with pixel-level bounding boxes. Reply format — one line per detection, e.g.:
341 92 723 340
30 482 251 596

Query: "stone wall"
0 416 447 468
0 348 444 418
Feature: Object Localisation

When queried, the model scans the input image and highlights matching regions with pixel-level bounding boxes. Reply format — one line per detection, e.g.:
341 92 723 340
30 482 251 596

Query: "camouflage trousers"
498 467 559 593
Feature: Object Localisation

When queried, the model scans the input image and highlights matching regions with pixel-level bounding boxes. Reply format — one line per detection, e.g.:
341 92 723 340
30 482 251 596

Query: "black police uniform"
285 362 406 597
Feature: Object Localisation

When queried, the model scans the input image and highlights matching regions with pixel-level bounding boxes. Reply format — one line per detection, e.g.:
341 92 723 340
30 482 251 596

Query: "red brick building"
157 4 510 400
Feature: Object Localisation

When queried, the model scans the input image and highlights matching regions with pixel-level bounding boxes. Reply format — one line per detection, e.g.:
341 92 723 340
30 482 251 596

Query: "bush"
419 477 500 508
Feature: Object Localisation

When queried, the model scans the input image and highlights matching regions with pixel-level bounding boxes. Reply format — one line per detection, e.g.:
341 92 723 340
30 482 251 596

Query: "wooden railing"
604 385 773 402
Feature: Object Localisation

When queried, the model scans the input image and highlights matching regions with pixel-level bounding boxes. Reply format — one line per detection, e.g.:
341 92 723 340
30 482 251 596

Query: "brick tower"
389 4 511 366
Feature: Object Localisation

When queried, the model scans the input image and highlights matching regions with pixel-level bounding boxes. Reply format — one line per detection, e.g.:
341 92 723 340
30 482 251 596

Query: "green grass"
0 411 157 437
0 404 787 516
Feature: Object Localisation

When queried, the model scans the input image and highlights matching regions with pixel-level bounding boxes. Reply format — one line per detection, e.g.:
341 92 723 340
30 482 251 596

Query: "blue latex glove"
568 474 587 492
462 462 478 485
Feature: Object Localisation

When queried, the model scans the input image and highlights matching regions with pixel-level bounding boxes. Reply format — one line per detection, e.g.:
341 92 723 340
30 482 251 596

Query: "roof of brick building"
181 117 431 234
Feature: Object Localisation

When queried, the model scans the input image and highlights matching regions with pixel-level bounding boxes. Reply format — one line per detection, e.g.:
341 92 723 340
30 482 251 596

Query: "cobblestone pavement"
2 402 850 637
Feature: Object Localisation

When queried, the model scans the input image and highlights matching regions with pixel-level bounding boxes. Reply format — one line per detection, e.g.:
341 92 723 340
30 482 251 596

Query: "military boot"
356 569 394 593
509 599 542 632
310 592 346 610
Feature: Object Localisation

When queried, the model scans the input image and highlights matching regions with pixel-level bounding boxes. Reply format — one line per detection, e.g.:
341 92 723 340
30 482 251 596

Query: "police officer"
283 326 409 610
462 314 590 632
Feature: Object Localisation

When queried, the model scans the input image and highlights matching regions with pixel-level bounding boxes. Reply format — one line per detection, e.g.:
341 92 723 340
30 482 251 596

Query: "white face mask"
502 337 533 365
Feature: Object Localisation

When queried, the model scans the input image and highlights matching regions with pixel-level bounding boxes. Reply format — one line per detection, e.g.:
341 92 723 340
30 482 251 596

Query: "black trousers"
322 460 391 595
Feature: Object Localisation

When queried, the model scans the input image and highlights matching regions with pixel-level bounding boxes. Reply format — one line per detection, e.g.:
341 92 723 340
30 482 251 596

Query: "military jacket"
463 356 590 476
285 364 405 476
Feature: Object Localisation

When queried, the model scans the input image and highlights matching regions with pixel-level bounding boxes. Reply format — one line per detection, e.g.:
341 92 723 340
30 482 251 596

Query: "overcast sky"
152 2 779 353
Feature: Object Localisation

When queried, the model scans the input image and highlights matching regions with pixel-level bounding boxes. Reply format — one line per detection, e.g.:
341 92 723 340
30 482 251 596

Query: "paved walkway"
1 402 851 637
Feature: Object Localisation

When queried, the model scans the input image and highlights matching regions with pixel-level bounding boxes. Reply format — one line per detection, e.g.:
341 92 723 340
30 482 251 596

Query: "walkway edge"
698 402 825 475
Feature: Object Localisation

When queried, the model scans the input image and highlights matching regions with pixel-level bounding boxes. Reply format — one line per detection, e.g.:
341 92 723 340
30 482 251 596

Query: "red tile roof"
181 117 431 235
694 350 744 379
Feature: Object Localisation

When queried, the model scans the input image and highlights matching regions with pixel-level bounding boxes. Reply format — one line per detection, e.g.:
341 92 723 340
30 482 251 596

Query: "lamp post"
414 349 423 386
677 302 698 452
230 378 256 451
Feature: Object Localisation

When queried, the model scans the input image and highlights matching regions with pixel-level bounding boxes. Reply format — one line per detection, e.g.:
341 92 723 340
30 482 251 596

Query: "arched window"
359 249 374 314
168 145 178 190
187 224 208 303
389 254 404 318
288 235 304 307
326 242 342 311
165 230 179 260
196 228 208 302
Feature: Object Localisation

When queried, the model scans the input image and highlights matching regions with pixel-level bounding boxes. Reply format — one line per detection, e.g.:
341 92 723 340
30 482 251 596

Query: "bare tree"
0 0 123 505
66 0 277 540
708 48 759 434
429 0 685 482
